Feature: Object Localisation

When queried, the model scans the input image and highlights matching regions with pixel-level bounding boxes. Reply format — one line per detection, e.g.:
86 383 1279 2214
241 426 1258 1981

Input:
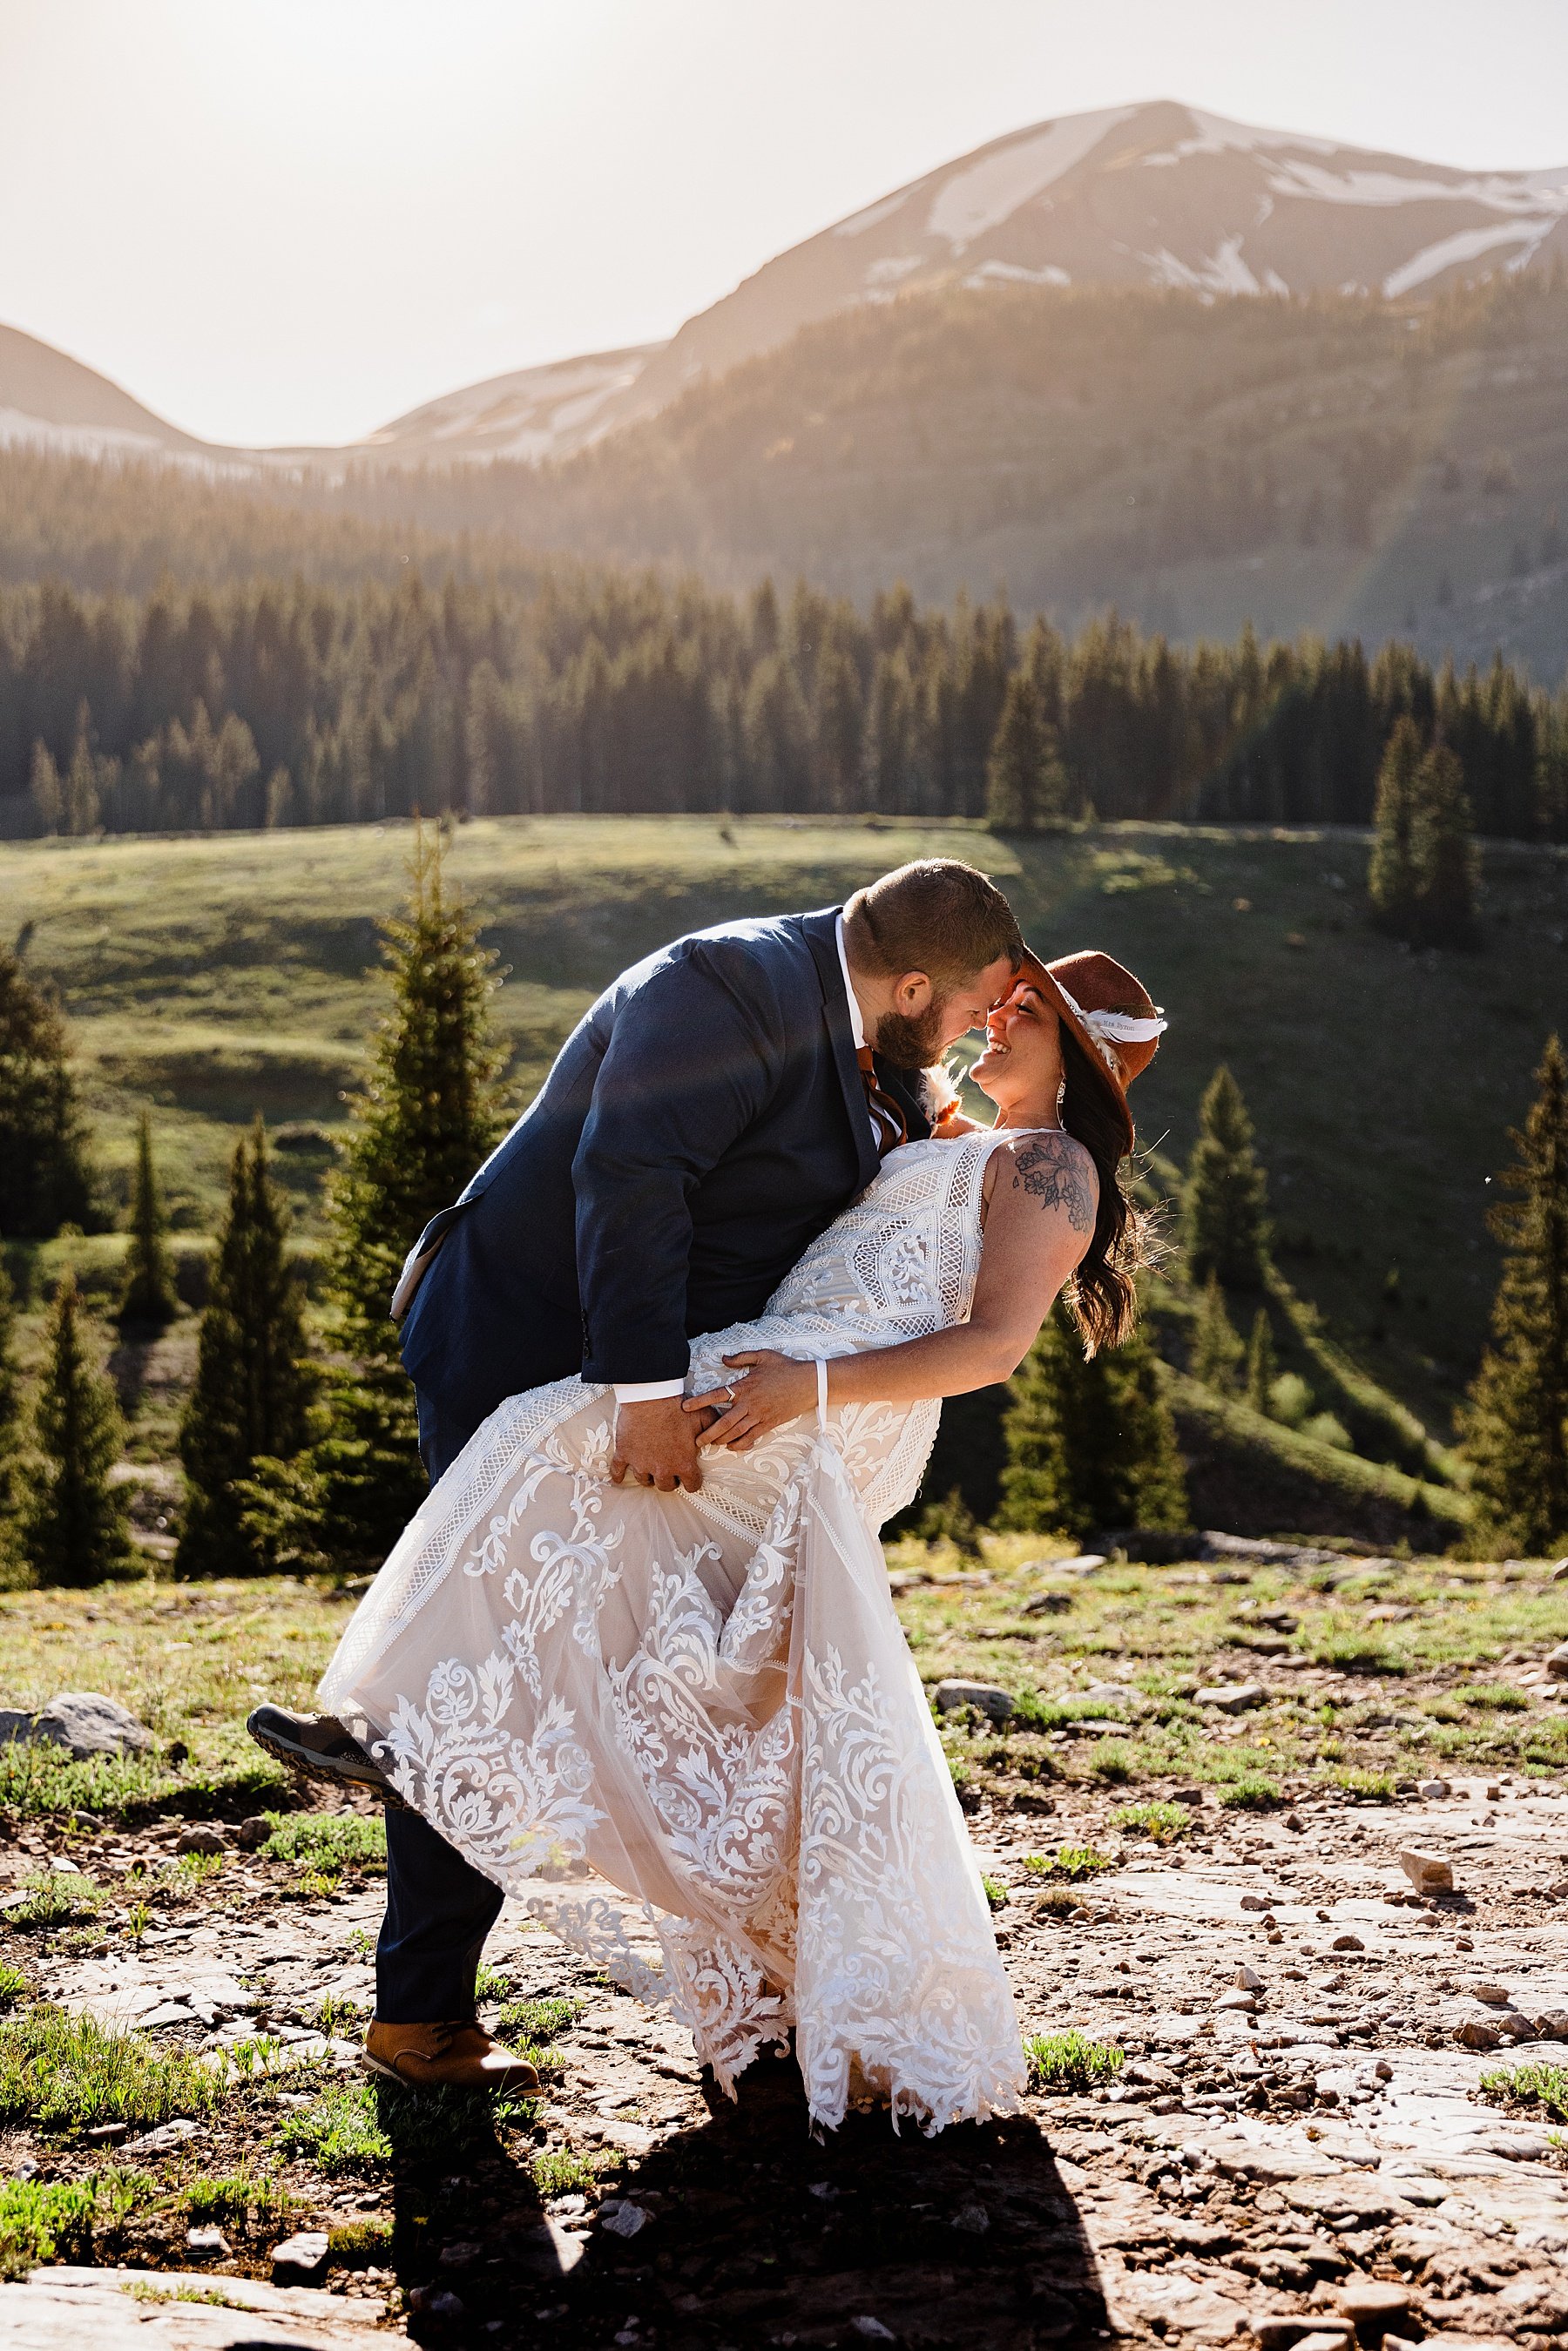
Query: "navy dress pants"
374 1390 505 2023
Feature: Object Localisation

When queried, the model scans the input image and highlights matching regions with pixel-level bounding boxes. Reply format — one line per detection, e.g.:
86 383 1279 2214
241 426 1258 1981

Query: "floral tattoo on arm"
1009 1133 1095 1234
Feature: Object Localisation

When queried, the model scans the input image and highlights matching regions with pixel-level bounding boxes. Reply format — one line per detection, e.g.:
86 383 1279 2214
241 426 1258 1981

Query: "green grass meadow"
2 809 1565 1455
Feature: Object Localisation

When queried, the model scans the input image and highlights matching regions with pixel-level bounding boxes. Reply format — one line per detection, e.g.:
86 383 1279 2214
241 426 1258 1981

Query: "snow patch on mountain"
1142 238 1263 298
1265 158 1568 213
924 106 1136 249
963 260 1071 289
1142 106 1338 165
1382 218 1560 298
362 346 662 466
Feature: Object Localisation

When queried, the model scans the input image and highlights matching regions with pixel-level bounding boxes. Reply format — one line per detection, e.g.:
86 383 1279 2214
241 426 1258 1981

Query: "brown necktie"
856 1047 908 1157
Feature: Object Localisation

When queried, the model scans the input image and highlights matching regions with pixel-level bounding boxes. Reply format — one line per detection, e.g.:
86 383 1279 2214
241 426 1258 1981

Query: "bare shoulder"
992 1128 1098 1237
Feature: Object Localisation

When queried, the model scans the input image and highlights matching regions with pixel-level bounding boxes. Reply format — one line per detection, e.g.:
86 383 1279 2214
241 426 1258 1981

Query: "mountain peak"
6 103 1567 474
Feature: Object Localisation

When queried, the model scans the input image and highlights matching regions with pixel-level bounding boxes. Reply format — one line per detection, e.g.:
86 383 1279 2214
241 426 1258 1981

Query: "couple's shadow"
375 2045 1108 2348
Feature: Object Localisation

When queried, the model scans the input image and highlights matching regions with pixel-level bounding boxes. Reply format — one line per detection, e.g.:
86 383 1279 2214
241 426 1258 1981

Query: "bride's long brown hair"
1057 1024 1152 1356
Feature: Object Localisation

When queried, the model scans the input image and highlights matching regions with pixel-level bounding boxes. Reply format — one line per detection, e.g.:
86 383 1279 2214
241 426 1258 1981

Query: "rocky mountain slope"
8 102 1568 475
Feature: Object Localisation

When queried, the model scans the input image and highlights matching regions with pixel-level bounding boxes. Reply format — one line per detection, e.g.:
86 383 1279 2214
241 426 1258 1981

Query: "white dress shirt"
612 915 871 1404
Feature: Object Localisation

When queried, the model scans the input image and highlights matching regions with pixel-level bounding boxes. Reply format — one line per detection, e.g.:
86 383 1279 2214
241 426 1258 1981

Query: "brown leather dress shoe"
363 2018 543 2096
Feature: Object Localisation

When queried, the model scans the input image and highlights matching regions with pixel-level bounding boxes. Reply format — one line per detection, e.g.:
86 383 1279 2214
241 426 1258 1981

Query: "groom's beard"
871 1001 950 1071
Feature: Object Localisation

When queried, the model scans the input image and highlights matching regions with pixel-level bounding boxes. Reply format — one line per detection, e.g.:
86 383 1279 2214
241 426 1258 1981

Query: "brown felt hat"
1013 945 1166 1153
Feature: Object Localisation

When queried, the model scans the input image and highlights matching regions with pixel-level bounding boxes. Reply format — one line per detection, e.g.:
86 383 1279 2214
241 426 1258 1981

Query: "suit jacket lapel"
801 909 882 1192
876 1057 933 1144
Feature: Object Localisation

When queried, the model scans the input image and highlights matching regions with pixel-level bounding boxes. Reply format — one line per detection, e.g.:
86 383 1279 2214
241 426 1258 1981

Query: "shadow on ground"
379 2049 1108 2350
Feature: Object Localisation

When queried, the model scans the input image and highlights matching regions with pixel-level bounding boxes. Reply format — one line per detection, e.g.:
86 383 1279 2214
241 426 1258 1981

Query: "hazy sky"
4 0 1566 448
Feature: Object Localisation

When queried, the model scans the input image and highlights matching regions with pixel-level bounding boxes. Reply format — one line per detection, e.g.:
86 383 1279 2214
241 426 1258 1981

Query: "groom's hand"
611 1396 704 1492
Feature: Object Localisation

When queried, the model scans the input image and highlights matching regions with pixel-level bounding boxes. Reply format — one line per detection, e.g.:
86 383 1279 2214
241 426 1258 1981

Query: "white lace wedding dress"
320 1129 1026 2134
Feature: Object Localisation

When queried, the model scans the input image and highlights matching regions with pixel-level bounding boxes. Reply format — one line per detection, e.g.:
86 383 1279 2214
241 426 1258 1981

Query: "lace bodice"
763 1129 1004 1339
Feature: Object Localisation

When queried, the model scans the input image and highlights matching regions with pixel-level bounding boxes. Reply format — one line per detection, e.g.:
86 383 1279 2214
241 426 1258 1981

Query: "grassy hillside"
3 810 1565 1433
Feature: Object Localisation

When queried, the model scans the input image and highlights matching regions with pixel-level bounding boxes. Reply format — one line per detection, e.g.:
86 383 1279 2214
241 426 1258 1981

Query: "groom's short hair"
843 860 1024 993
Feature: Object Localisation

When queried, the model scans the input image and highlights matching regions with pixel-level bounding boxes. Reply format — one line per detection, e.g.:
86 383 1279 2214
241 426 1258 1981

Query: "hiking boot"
363 2018 542 2096
245 1704 406 1807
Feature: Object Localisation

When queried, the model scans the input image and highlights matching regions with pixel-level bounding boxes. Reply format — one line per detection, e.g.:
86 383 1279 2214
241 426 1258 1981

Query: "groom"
252 858 1023 2090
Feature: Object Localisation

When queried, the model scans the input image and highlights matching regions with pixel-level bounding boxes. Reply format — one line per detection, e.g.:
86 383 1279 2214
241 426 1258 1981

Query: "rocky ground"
3 1540 1568 2349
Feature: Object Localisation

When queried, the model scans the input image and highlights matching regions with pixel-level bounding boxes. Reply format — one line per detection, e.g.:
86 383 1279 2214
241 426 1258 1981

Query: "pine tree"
1369 724 1479 949
998 1301 1189 1543
29 742 64 836
1245 1307 1278 1415
1182 1066 1270 1288
20 1273 132 1587
176 1121 314 1576
329 824 507 1351
1458 1036 1568 1555
119 1112 179 1329
1409 743 1479 948
242 828 507 1571
1368 714 1423 935
0 942 97 1238
0 1254 21 1550
985 669 1067 832
1192 1272 1245 1391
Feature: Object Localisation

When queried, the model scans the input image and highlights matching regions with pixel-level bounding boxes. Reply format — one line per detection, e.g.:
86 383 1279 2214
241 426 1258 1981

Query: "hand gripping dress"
320 1130 1026 2133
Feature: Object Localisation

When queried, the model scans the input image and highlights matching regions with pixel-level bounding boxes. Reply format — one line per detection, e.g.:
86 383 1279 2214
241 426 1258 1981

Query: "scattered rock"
1455 2018 1503 2050
1399 1849 1454 1894
175 1824 226 1857
1054 1554 1108 1576
850 2324 897 2345
1545 1644 1568 1683
1551 1560 1568 1581
1254 2319 1350 2349
1233 1965 1264 1990
234 1814 274 1850
1214 1988 1260 2012
1099 1529 1200 1564
122 2119 200 2155
598 2201 652 2239
950 2203 990 2234
1080 1680 1143 1710
408 2286 465 2320
1240 1894 1273 1912
514 2219 588 2277
931 1679 1013 1721
1194 1682 1266 1713
1416 1779 1450 1800
186 2224 232 2259
1337 2275 1412 2325
1331 1934 1365 1952
0 1690 153 1758
271 2228 331 2285
1470 1982 1512 2006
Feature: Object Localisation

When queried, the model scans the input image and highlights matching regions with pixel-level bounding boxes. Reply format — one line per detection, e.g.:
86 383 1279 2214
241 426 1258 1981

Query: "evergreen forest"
1 567 1565 842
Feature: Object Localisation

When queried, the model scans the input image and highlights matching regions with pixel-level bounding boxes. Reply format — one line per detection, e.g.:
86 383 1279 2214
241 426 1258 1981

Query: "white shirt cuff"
612 1379 687 1404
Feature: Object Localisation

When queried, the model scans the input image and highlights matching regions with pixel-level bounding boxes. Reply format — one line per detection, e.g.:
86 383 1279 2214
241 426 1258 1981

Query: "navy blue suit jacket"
399 907 932 1447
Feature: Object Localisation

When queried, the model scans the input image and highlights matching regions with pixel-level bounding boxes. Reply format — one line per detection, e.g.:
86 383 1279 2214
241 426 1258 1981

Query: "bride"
317 945 1164 2134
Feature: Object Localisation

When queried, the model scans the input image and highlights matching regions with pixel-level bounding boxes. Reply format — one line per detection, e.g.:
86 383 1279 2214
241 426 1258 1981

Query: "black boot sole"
246 1713 411 1811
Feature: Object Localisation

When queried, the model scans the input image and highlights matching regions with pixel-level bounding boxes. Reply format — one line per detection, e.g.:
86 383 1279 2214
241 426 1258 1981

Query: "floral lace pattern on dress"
321 1132 1025 2131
